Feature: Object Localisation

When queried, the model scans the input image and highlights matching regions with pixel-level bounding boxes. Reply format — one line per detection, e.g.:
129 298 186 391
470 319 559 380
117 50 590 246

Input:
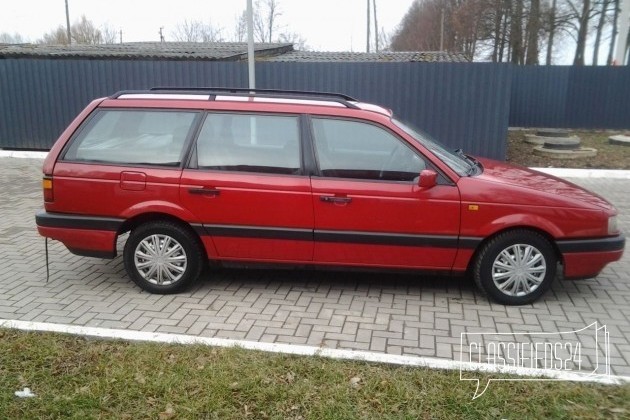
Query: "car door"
310 117 461 269
180 112 314 262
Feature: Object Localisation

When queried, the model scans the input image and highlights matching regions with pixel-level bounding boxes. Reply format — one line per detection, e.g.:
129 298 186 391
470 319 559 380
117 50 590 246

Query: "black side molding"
557 234 625 253
36 211 124 231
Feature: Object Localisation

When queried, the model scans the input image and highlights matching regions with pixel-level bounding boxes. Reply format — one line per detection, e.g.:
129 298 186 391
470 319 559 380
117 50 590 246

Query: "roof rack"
111 87 360 109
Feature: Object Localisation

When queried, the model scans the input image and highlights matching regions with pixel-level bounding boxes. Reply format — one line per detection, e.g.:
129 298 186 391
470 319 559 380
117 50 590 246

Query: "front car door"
180 112 314 262
309 117 461 269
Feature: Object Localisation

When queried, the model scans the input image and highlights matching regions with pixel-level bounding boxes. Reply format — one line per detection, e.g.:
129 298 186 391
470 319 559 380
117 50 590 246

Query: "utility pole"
440 8 444 51
159 27 164 42
366 0 371 52
247 0 256 89
65 0 72 45
373 0 379 52
119 30 123 44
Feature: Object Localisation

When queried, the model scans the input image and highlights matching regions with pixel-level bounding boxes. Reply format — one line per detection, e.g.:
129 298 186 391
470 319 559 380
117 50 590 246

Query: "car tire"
123 221 204 294
473 230 556 305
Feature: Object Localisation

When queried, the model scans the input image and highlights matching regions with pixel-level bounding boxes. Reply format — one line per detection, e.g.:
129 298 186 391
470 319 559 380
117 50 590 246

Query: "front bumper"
558 234 625 279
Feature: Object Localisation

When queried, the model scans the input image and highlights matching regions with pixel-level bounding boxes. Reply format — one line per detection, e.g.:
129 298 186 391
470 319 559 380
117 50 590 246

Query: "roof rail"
111 87 361 109
149 86 358 101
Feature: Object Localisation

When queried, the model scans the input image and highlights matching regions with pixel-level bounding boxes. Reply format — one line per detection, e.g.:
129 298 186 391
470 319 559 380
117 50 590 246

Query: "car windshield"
392 118 475 176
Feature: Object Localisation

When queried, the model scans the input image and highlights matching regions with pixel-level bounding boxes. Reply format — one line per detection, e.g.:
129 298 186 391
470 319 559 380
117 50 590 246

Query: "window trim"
189 110 306 177
59 107 203 169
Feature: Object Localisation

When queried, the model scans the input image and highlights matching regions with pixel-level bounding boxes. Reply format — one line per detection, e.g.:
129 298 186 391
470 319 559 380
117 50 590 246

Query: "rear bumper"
558 234 625 279
36 211 123 259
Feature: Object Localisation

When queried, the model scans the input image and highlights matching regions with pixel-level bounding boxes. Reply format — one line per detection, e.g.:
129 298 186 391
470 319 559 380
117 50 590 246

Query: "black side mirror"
418 169 438 189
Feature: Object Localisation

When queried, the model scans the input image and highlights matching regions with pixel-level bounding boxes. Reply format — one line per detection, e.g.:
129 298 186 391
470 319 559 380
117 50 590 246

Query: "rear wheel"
473 230 556 305
123 221 203 294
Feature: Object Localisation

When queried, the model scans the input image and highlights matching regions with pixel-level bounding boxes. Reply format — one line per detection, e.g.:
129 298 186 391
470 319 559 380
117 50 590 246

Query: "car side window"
195 113 301 175
64 110 197 166
312 118 426 181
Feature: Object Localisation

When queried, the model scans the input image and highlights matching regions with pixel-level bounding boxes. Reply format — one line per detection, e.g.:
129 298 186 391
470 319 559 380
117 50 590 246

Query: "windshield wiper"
454 149 477 175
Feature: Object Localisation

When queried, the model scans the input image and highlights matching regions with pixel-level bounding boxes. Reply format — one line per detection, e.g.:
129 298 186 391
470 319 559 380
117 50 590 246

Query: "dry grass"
506 130 630 169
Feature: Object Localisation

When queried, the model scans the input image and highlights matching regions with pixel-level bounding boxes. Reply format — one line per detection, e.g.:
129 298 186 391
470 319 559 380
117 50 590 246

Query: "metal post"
366 0 371 52
247 0 256 89
65 0 72 45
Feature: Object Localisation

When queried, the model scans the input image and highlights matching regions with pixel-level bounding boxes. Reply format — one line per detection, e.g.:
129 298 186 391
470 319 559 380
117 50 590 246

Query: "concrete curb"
2 319 629 388
531 167 630 179
0 150 48 159
2 151 630 179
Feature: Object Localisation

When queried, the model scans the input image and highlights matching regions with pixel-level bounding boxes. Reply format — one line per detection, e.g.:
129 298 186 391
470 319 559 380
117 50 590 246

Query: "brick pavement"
0 158 628 375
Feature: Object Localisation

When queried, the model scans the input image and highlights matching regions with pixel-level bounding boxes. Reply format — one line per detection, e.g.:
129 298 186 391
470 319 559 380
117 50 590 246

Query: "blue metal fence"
0 59 511 159
509 65 630 129
3 59 628 158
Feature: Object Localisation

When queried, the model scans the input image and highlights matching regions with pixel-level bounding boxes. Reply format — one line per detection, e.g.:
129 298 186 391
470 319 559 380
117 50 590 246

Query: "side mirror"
418 169 438 189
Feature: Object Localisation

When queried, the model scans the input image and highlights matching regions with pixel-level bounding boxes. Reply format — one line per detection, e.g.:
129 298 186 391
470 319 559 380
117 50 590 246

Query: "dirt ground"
506 130 630 170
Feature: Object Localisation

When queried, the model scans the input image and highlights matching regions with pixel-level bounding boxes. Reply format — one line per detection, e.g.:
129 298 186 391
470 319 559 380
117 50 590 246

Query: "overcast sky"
1 0 415 51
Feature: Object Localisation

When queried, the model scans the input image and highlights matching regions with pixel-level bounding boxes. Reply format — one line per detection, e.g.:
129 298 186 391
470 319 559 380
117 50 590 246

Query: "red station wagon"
36 88 625 305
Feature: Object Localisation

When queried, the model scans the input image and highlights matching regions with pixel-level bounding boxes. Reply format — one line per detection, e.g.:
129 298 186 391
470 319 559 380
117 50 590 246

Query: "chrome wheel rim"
492 244 546 297
134 234 187 285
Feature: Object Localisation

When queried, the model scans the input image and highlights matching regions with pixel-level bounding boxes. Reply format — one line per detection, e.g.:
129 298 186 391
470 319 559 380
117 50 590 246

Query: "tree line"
0 0 306 49
390 0 623 65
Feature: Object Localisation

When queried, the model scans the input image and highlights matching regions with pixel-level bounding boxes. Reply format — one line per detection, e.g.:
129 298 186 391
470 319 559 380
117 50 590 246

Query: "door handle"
320 195 352 204
188 187 220 197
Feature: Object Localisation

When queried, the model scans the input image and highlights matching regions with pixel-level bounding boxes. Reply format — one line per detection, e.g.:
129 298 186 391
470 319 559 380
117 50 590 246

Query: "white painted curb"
1 319 629 386
531 167 630 179
0 150 48 159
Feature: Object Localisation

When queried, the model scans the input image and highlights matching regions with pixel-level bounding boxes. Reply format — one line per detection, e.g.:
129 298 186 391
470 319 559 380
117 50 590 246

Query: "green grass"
1 329 629 419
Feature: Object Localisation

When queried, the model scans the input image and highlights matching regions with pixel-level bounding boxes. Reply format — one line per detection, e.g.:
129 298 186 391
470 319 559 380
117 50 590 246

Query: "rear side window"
195 113 301 175
64 110 197 166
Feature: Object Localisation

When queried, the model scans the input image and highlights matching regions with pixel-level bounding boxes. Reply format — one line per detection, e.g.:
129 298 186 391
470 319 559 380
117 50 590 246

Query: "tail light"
43 176 54 202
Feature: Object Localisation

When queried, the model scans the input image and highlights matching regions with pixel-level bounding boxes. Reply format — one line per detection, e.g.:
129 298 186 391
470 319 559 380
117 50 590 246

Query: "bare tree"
234 11 248 42
71 15 102 44
567 0 594 65
171 20 224 42
40 26 70 44
607 0 620 64
101 25 118 44
254 0 282 43
526 0 541 64
39 15 117 45
592 0 611 65
0 32 25 43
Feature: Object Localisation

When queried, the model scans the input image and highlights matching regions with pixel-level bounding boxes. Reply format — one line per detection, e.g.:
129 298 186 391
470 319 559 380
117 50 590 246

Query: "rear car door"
179 112 314 262
310 117 461 269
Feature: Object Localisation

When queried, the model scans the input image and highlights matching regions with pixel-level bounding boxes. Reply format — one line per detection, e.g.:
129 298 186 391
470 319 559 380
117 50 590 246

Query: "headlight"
608 216 619 235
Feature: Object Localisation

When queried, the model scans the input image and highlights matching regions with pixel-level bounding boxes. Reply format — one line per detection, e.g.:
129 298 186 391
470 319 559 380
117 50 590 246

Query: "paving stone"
0 158 629 376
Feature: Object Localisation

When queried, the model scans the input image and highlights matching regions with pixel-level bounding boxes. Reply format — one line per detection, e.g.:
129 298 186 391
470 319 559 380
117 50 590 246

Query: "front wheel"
473 230 556 305
123 221 204 294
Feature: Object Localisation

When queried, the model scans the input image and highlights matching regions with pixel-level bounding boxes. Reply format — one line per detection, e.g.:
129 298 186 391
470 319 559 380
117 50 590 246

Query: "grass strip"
0 328 628 419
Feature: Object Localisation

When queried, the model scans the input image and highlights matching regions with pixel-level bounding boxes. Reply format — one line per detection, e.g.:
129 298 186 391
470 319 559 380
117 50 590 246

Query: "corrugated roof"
263 50 471 63
0 42 294 60
0 42 470 63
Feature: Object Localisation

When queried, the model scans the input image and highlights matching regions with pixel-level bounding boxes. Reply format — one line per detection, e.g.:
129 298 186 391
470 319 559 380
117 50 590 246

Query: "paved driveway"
1 158 628 375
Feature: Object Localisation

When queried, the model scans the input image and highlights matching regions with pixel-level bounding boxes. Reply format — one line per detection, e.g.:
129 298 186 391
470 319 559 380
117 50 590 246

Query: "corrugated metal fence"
1 59 629 158
0 59 510 159
510 65 630 129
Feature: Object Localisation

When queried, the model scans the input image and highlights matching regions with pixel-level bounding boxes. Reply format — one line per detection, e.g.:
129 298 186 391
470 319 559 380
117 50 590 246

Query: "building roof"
0 42 470 63
0 42 293 61
263 50 470 63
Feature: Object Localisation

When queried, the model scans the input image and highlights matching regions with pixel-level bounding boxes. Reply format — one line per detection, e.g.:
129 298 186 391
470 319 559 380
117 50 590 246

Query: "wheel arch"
118 212 207 256
467 225 563 273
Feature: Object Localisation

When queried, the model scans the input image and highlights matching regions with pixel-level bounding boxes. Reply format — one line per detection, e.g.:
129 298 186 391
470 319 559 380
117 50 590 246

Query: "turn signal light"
43 177 54 202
